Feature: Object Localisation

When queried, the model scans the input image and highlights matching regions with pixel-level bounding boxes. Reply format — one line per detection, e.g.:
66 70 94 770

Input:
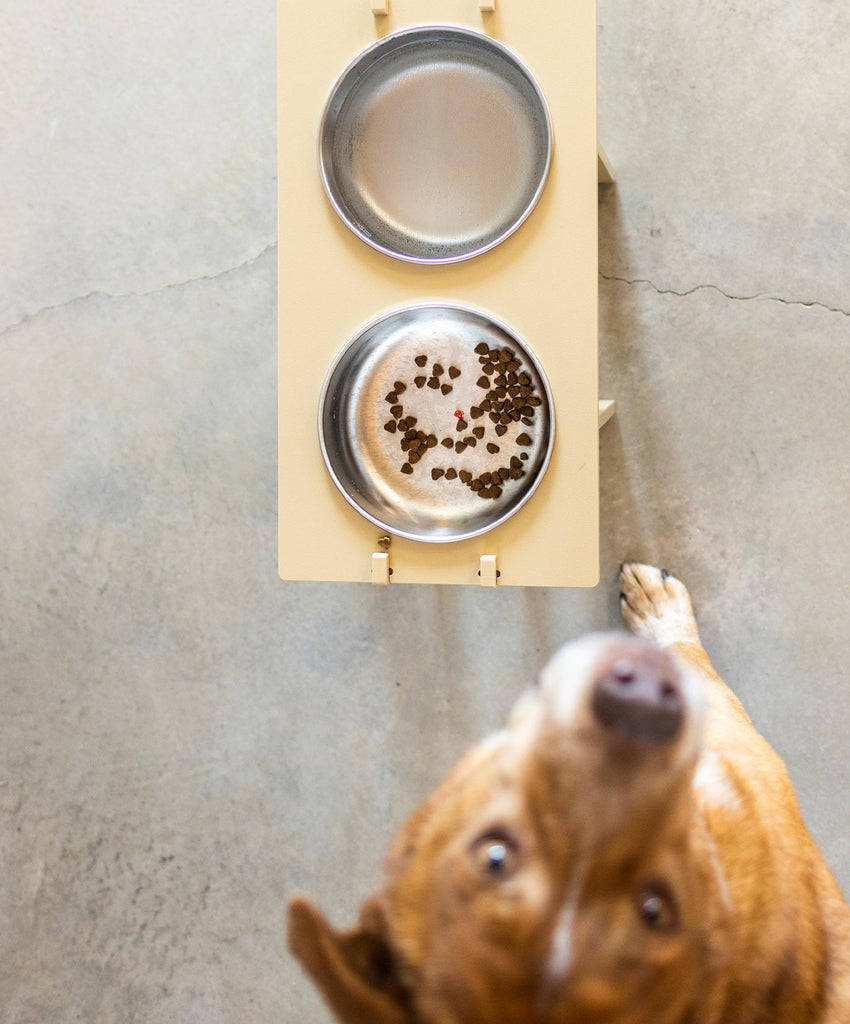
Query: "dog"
288 564 850 1023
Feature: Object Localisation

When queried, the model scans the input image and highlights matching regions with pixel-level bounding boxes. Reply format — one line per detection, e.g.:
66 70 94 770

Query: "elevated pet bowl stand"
279 0 615 587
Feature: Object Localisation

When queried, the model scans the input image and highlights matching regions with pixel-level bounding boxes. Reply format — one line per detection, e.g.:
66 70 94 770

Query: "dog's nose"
590 640 683 744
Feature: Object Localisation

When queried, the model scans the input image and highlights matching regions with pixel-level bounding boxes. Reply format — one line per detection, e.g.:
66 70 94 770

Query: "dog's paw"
619 563 700 647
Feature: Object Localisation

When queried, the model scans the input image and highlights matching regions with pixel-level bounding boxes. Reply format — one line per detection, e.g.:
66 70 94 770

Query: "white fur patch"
694 751 742 812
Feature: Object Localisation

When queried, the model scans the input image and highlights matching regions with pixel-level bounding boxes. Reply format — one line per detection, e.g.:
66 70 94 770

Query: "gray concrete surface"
1 0 848 1021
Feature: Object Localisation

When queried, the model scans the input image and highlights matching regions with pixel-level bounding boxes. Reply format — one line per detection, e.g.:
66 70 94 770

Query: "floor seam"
0 241 278 340
599 272 850 318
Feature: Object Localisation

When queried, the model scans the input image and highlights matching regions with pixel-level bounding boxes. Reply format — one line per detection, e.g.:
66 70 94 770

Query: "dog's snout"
591 641 684 744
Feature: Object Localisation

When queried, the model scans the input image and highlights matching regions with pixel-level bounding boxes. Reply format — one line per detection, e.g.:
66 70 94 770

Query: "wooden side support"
371 0 389 14
598 399 616 429
597 141 615 184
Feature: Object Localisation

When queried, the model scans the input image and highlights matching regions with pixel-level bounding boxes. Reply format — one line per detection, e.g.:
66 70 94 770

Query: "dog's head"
289 634 731 1023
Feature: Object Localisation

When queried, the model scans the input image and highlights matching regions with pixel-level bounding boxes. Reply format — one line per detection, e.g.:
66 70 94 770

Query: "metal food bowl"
318 304 555 543
319 26 553 264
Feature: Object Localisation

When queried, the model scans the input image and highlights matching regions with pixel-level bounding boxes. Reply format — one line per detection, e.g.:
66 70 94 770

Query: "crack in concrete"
0 241 278 339
600 272 850 318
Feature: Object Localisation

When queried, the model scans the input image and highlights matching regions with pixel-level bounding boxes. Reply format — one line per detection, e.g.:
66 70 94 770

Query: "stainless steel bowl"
318 304 555 542
319 26 553 264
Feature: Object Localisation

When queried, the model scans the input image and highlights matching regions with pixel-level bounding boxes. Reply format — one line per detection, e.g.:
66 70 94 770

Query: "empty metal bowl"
319 26 553 264
318 304 555 542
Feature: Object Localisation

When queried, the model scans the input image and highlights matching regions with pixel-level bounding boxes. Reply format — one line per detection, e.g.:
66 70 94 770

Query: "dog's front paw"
619 563 700 647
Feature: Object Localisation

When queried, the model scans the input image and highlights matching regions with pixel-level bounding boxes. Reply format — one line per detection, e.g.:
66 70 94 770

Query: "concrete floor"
1 0 848 1021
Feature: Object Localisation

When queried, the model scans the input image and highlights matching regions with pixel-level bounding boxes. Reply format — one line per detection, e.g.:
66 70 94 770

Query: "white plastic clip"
479 555 498 587
371 0 389 15
479 0 496 10
371 552 390 584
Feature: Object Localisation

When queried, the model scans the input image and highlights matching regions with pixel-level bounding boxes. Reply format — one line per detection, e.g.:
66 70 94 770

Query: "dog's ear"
287 893 412 1024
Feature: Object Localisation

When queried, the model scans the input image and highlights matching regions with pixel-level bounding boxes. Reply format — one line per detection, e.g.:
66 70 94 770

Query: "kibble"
455 441 467 453
394 381 406 394
427 377 440 389
474 342 489 355
415 376 426 388
432 468 445 480
414 354 428 367
441 437 454 448
448 365 461 379
456 419 467 432
408 450 421 464
517 433 532 446
472 426 485 438
459 470 472 483
486 442 500 454
470 406 484 419
495 423 508 436
499 349 513 363
470 479 483 491
441 383 453 395
385 391 398 404
426 435 438 448
520 452 529 461
391 405 403 418
477 376 490 388
445 468 458 480
401 462 413 474
432 363 444 376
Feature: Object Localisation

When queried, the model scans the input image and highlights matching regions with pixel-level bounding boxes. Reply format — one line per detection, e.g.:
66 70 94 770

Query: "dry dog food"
381 344 539 500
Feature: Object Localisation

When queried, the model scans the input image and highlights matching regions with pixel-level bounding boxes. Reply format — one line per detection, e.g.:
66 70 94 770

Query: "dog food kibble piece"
509 467 523 479
528 396 541 407
456 419 467 432
401 462 413 474
474 342 489 355
390 405 403 418
463 436 477 447
431 467 445 480
400 438 411 451
407 416 418 427
416 430 427 442
500 412 512 425
486 442 500 454
470 479 483 491
445 468 458 480
491 485 503 498
427 377 440 389
404 428 416 439
455 441 467 453
480 471 492 484
495 386 507 398
409 450 422 464
494 374 507 387
397 417 409 431
385 391 398 404
415 376 426 388
522 416 534 426
488 349 500 361
440 383 453 396
509 409 522 422
472 426 485 438
477 376 490 389
448 365 461 379
394 381 406 393
479 399 491 411
426 434 438 448
517 433 532 446
520 452 529 461
482 362 495 375
512 397 525 409
521 405 534 417
470 406 484 419
459 470 472 483
441 437 454 448
414 354 428 367
384 420 397 433
432 363 444 377
408 439 421 452
489 411 500 423
508 385 520 397
498 467 510 481
507 373 518 386
510 456 522 468
499 349 513 363
495 423 508 437
518 371 531 385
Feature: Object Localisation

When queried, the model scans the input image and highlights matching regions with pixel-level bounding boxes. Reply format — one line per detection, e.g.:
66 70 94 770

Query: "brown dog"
288 564 850 1023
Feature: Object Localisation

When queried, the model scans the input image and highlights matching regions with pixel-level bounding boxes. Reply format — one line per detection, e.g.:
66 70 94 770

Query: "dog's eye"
637 887 678 931
472 835 519 878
